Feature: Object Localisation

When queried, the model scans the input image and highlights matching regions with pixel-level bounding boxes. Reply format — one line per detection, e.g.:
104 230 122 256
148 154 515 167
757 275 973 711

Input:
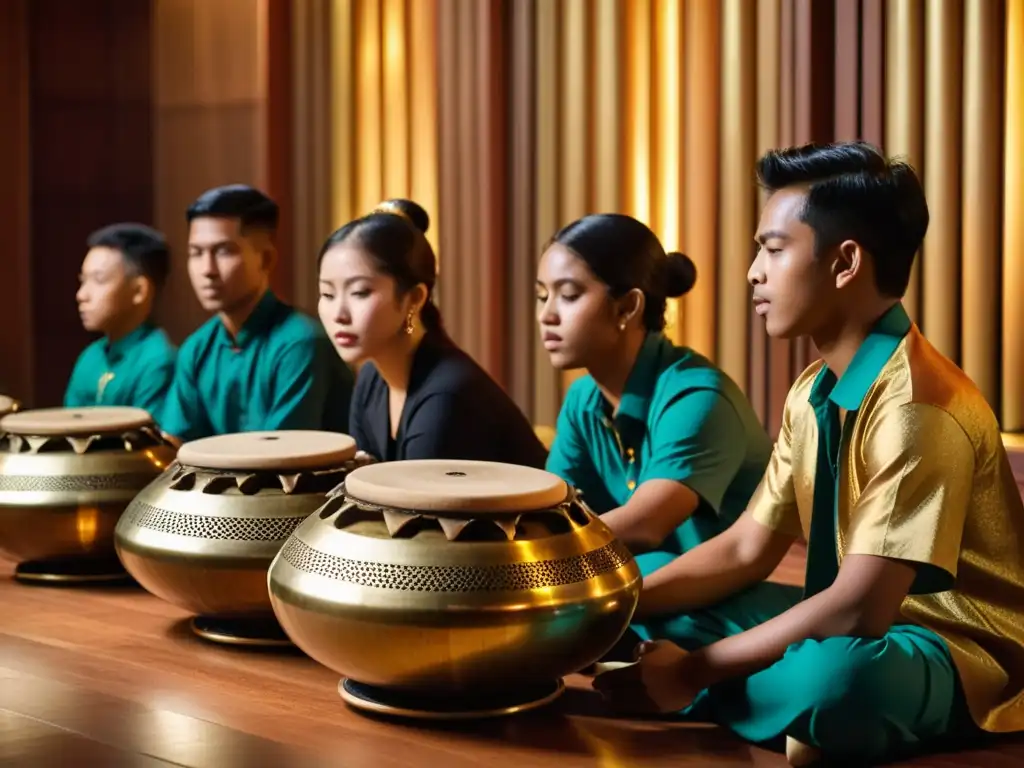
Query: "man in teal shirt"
159 185 354 442
65 223 177 417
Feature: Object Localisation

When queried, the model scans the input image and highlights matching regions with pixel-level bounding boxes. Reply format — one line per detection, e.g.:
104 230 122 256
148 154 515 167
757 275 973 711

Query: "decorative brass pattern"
0 426 168 456
279 537 633 591
0 472 158 493
123 501 307 541
167 461 353 496
327 488 592 542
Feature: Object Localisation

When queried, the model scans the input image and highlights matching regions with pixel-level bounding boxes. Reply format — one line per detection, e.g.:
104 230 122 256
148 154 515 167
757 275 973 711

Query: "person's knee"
786 637 894 748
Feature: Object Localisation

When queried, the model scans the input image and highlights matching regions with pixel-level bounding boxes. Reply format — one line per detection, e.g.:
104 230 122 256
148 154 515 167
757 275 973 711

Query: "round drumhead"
344 460 569 513
0 406 153 436
177 430 357 471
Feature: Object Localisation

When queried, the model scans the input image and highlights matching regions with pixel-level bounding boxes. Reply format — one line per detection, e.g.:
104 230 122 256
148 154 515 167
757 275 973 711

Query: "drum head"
344 460 568 513
0 406 152 436
177 430 357 471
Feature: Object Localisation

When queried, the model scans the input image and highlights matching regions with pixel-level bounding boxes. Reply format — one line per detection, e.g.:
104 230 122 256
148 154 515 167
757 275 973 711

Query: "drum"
114 430 359 647
267 459 642 719
0 406 174 584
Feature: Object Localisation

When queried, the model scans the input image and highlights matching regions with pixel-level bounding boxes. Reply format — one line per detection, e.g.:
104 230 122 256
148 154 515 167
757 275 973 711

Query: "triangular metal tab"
382 509 418 537
278 473 301 494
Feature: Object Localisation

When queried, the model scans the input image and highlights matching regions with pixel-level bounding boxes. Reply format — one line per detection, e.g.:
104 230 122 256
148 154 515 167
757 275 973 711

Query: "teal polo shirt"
547 332 773 555
64 322 176 418
803 302 914 597
159 290 354 441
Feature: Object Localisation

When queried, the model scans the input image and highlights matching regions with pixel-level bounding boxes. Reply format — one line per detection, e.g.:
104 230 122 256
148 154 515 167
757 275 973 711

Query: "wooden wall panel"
152 0 268 344
0 0 32 405
29 0 154 407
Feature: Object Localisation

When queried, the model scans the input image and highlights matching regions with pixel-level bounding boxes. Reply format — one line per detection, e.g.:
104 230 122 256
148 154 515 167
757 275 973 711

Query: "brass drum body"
268 460 642 714
114 431 358 641
0 407 174 582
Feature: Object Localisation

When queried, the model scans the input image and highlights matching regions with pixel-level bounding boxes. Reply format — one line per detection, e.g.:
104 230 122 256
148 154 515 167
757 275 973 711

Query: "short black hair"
185 184 279 234
86 223 170 291
756 141 929 298
549 214 697 332
319 199 444 332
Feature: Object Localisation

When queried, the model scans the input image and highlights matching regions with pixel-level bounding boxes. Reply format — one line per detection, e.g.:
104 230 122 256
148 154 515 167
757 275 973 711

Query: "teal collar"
616 333 669 424
105 322 154 364
219 289 280 349
809 303 912 412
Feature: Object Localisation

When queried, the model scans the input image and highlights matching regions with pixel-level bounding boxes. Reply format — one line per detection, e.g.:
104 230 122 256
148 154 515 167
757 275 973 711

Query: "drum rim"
342 459 570 514
0 405 153 436
177 429 358 471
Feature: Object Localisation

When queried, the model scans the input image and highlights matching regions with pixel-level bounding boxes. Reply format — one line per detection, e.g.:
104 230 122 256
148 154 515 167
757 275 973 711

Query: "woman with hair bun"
318 199 547 466
537 213 772 573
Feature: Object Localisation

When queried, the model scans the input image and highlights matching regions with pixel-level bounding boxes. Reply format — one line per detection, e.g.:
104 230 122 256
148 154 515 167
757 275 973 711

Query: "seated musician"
595 142 1024 766
537 214 772 570
317 199 547 467
66 223 176 416
160 185 354 443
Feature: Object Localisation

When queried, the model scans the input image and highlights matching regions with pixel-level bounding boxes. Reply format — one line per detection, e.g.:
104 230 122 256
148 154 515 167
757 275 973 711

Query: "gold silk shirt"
750 303 1024 733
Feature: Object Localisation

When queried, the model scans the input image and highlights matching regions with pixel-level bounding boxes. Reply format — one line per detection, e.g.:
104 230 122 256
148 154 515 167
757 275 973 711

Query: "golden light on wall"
328 0 439 253
1003 0 1024 429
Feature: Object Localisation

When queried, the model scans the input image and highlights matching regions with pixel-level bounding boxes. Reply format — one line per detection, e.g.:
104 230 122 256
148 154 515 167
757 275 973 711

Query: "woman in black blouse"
317 199 547 467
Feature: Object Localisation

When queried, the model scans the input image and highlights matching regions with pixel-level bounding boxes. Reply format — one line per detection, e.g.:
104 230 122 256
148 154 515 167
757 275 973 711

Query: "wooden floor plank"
1 550 1022 767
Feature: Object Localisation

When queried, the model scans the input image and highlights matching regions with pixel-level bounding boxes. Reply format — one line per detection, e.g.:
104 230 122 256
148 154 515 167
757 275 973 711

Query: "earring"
618 322 626 332
404 311 415 335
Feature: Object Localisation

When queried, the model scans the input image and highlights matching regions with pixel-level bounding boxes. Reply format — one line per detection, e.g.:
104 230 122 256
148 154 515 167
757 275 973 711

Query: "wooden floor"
2 547 1022 768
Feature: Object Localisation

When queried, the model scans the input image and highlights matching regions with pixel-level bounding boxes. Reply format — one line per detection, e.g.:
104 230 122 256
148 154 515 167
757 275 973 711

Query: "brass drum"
114 430 358 646
268 459 642 719
0 406 174 584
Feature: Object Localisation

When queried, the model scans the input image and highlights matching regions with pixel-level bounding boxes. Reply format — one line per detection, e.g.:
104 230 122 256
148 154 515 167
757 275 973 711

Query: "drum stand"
189 614 294 648
13 556 132 586
338 677 565 720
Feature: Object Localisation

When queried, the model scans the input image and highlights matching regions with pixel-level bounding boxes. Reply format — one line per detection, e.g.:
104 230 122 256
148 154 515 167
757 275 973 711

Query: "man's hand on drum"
592 640 704 715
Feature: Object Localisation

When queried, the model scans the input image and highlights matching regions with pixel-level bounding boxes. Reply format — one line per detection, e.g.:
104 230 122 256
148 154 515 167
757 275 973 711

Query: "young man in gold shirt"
595 142 1024 765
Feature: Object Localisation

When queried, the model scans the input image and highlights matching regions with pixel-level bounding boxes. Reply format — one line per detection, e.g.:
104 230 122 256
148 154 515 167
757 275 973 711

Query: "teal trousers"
618 551 979 764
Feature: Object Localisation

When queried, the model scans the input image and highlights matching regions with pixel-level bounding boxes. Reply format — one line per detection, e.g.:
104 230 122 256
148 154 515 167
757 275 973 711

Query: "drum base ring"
13 557 131 586
338 677 565 720
189 615 293 648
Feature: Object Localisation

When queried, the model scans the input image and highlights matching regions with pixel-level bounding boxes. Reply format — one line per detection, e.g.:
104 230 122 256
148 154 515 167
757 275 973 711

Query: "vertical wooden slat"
436 0 459 328
508 0 536 415
922 0 963 359
653 0 683 247
960 0 1003 409
455 1 478 355
475 0 506 384
329 0 356 229
292 0 333 313
681 1 720 357
751 0 781 427
884 0 925 321
834 0 861 140
381 0 409 196
354 0 384 214
718 0 756 390
1001 0 1024 430
532 0 561 424
859 0 885 147
408 0 439 252
265 0 294 303
559 0 588 222
623 0 652 225
592 0 621 212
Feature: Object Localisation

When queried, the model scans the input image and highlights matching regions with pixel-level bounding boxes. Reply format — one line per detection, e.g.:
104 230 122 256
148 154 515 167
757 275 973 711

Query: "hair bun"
663 252 697 297
375 199 430 235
